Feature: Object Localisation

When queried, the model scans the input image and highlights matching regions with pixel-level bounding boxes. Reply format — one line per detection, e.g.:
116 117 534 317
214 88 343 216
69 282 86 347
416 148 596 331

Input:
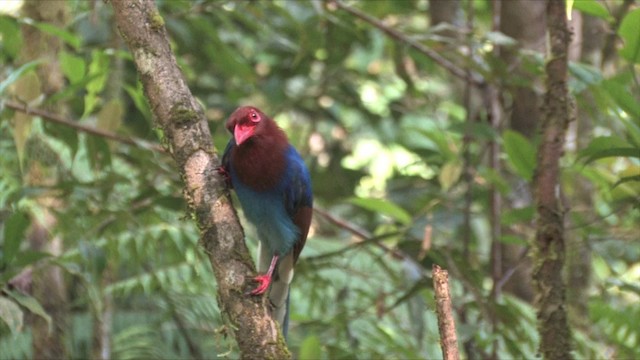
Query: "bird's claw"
246 274 272 296
217 166 233 188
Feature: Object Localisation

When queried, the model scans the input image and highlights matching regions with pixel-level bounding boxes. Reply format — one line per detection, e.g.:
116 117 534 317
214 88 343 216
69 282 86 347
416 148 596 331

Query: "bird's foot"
246 274 272 295
216 166 232 188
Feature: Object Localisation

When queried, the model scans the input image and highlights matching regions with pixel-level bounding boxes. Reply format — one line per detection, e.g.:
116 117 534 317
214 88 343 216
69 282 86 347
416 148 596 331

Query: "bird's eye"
249 111 260 123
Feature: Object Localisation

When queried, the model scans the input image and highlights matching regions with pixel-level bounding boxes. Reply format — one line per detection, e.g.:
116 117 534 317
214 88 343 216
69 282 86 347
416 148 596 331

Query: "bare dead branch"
433 264 460 360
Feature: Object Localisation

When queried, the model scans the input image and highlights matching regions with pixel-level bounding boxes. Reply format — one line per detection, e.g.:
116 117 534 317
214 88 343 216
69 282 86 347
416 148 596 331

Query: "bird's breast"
233 180 300 256
230 140 288 192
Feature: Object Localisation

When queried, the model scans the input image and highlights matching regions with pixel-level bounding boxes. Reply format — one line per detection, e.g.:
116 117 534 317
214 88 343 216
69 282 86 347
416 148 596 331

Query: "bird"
220 106 313 338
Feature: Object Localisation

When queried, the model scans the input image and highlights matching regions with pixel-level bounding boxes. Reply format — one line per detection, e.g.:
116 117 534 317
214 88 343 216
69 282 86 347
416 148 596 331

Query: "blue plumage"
221 106 313 338
230 144 311 256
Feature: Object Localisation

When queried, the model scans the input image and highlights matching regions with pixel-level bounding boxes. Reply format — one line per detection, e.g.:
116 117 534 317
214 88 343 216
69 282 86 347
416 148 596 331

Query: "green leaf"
503 130 536 181
6 290 51 332
501 206 535 226
592 255 611 280
415 128 456 159
59 51 86 84
44 120 79 157
14 70 41 104
620 117 640 148
572 0 612 20
124 83 151 120
113 325 165 359
97 98 124 132
83 50 110 117
485 31 517 47
499 235 527 246
155 196 186 211
0 297 23 334
602 78 640 119
580 136 628 154
581 147 640 164
568 62 602 90
448 121 498 140
299 335 322 360
0 15 23 59
349 197 412 225
12 250 51 269
0 250 51 285
86 136 112 169
204 30 254 82
439 161 462 191
566 0 574 19
579 136 639 164
2 211 30 267
613 175 640 189
0 59 42 96
481 167 510 194
618 8 640 64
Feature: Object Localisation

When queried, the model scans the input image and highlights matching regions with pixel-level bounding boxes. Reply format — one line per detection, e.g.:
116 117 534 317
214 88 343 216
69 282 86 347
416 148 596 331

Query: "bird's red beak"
234 123 255 145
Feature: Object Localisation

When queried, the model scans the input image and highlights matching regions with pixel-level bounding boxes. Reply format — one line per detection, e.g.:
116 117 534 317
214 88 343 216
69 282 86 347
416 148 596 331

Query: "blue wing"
282 146 313 262
223 140 312 339
283 146 313 216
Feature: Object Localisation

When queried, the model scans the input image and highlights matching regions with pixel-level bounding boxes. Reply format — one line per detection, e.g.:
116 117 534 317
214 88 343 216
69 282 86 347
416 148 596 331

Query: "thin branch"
486 1 504 358
331 1 484 86
313 207 371 240
4 99 166 153
601 0 635 70
461 0 480 357
496 247 530 291
317 208 500 350
303 230 401 263
433 264 460 360
313 207 405 261
442 251 494 330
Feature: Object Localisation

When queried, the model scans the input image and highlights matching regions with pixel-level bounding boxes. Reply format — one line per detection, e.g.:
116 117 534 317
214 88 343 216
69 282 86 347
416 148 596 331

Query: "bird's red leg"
247 255 279 295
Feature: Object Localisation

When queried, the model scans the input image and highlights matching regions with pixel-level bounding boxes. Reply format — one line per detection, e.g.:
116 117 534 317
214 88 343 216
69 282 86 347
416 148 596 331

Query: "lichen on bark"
532 1 573 359
110 0 291 358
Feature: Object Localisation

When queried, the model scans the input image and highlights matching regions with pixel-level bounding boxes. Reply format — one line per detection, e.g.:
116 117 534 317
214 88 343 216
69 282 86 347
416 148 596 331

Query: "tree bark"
433 265 460 360
533 1 573 358
428 0 461 40
428 0 460 27
109 1 289 358
18 1 70 358
498 0 547 303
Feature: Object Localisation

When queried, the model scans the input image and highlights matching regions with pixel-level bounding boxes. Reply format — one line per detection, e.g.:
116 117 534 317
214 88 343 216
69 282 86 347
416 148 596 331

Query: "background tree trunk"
497 0 547 303
18 1 70 358
533 1 573 358
428 0 461 38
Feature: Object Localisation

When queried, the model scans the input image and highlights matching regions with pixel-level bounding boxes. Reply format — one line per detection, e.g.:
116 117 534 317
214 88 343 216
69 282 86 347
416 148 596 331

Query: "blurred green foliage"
1 0 639 359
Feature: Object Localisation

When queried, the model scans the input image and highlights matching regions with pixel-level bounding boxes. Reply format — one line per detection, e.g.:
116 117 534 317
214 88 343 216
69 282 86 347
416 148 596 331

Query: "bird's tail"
257 242 294 338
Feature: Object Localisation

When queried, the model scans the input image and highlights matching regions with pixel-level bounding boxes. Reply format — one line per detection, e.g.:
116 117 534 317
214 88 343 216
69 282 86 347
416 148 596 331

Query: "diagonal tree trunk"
109 1 290 358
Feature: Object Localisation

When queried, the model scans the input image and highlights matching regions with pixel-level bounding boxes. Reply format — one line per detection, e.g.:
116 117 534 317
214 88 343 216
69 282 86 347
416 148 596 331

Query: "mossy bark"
532 1 573 358
110 1 290 358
